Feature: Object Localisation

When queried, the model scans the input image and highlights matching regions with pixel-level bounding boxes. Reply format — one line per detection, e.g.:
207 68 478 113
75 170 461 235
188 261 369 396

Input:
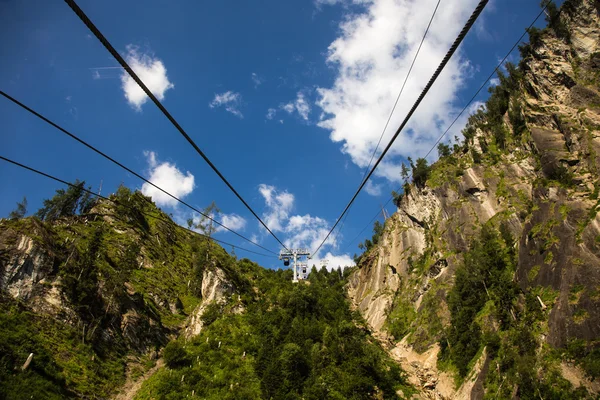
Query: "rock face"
184 266 236 338
1 234 55 300
0 191 244 398
348 1 600 397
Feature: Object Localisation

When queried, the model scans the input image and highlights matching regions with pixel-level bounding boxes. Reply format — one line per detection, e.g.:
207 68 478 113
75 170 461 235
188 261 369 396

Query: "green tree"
545 0 570 41
411 158 430 189
8 197 27 220
437 142 451 158
36 180 87 221
400 163 409 183
60 225 104 320
163 341 191 369
372 220 384 245
441 224 517 376
391 190 403 207
195 201 220 258
78 187 96 214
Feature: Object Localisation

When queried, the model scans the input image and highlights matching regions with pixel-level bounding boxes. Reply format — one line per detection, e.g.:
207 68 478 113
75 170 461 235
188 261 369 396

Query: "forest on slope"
0 184 411 399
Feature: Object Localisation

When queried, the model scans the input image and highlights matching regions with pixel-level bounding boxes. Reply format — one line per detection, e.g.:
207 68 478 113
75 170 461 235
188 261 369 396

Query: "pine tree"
36 180 87 221
437 142 451 158
195 201 220 258
8 197 27 219
411 158 430 188
400 163 409 183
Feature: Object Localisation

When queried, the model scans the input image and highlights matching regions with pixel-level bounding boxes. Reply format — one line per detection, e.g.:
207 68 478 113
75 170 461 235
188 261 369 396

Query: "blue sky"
0 0 557 269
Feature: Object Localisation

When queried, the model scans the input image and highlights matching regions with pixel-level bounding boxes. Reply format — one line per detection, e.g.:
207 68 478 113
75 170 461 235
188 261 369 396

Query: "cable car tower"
279 248 311 283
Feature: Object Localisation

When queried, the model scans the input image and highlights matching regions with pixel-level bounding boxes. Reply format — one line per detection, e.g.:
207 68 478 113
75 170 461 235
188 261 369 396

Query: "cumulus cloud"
257 184 342 256
217 213 247 233
121 46 174 111
283 214 332 251
281 103 294 113
316 0 481 182
281 92 311 121
251 72 264 87
310 252 355 271
266 108 277 120
209 91 244 118
365 180 382 196
258 184 294 232
141 151 195 207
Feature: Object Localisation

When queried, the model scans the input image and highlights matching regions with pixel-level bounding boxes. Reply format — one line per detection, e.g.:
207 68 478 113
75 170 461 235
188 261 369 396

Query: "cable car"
283 257 290 266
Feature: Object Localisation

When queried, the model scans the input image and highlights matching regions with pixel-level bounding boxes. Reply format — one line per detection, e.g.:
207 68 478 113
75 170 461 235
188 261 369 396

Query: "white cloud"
489 77 500 87
257 184 341 257
310 252 355 271
365 180 382 196
209 91 244 118
281 102 295 114
120 46 174 111
92 70 101 80
280 92 311 121
141 151 195 207
266 108 277 120
258 184 295 232
316 0 480 182
295 93 311 120
283 214 335 253
217 213 247 233
251 72 264 87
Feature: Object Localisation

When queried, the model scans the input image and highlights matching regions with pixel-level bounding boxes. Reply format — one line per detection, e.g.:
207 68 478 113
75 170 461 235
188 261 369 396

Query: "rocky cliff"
348 0 600 398
0 188 243 399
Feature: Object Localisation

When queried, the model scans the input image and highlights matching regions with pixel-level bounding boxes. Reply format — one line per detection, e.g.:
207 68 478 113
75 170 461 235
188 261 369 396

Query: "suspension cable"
0 90 277 256
330 0 442 248
0 155 276 258
64 0 290 251
312 0 489 257
344 0 553 253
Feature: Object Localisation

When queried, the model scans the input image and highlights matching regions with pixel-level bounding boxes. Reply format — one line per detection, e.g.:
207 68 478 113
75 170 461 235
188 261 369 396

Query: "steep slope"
0 187 251 399
0 185 412 399
348 0 600 398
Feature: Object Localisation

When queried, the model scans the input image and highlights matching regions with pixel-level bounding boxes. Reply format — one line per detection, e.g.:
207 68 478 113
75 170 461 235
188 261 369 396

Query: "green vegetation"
355 219 385 264
437 142 451 158
439 224 518 377
565 339 600 379
8 196 27 220
410 157 430 189
0 295 126 399
387 292 416 341
35 180 96 221
1 183 410 399
136 267 411 400
438 224 590 398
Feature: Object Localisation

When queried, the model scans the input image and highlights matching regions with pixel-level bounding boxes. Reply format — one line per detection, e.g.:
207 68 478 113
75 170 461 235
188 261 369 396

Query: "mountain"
1 1 599 399
0 186 411 399
347 0 600 398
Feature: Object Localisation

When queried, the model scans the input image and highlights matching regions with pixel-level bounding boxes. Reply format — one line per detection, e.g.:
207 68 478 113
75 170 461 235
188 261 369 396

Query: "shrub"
163 341 191 369
411 158 430 189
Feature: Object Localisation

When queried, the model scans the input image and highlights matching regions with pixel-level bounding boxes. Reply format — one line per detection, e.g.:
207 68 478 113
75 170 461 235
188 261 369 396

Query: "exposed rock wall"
348 1 600 397
184 266 236 338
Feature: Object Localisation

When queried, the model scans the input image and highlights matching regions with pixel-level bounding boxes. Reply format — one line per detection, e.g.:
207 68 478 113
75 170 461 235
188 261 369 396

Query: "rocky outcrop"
348 1 600 397
184 266 237 338
1 235 54 300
